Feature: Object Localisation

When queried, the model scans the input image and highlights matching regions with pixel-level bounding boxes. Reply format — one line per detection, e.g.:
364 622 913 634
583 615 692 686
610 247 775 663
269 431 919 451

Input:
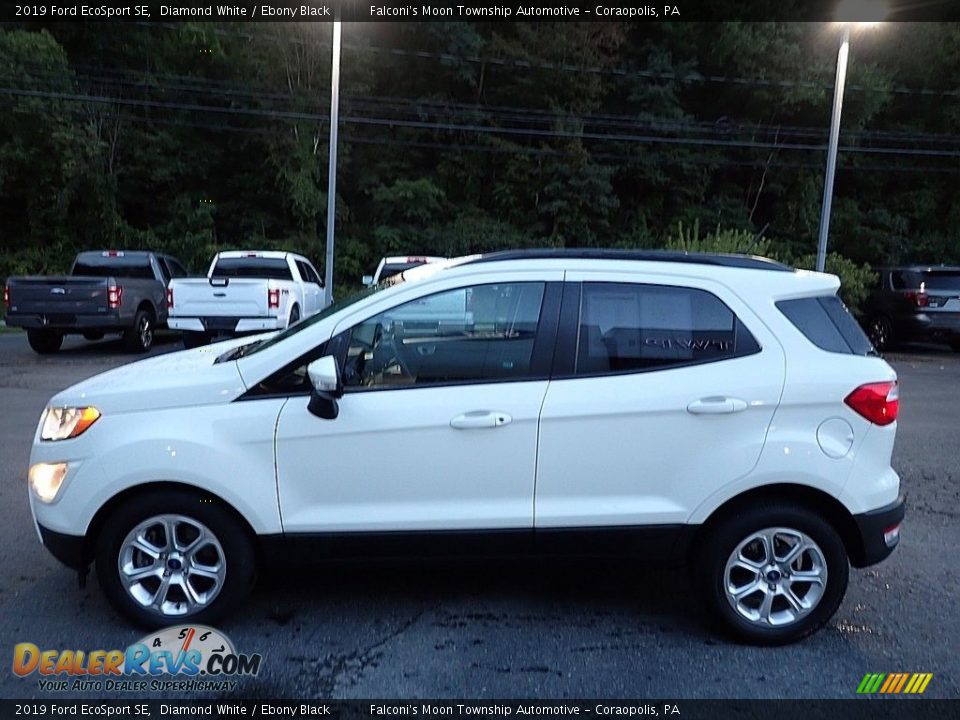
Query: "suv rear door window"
777 295 874 356
575 283 759 374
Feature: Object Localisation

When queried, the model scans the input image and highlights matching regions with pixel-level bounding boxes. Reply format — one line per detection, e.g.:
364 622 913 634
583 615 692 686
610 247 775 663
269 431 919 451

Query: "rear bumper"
5 313 126 331
169 316 283 334
900 313 960 339
851 495 905 568
38 524 88 570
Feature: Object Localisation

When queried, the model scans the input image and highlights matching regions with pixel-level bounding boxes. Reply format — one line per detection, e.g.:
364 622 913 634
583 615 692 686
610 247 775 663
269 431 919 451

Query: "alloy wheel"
117 514 226 617
139 315 153 349
723 527 827 628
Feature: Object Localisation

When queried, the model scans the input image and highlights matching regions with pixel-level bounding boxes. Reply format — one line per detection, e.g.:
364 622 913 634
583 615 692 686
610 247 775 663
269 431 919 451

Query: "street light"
323 18 342 306
815 0 889 272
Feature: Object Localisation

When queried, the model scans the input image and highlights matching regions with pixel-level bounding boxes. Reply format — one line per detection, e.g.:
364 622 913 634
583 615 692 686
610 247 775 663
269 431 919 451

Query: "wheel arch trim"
690 483 866 567
81 481 258 567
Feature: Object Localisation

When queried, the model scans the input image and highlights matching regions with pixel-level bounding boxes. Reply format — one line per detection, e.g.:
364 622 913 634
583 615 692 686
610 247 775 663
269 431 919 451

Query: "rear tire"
694 504 849 645
182 331 208 349
288 304 300 327
94 489 256 629
866 315 895 351
124 309 154 353
948 338 960 353
27 329 63 355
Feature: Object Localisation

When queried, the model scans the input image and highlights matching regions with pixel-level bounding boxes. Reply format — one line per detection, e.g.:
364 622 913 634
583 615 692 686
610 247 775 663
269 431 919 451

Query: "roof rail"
462 248 793 272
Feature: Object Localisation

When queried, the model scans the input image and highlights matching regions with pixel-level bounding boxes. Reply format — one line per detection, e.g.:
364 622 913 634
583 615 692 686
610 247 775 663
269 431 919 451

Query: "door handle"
686 397 748 415
450 411 512 429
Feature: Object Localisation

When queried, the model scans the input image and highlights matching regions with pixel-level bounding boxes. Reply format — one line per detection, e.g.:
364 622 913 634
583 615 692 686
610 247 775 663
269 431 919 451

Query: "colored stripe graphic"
857 672 932 694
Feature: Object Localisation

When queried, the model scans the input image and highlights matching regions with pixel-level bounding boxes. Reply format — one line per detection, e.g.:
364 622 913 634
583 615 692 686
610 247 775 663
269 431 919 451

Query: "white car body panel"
29 255 900 561
536 271 787 527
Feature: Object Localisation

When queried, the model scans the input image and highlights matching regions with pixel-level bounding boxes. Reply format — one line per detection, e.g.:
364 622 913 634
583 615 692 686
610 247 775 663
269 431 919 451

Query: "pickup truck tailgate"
8 277 109 315
170 278 271 318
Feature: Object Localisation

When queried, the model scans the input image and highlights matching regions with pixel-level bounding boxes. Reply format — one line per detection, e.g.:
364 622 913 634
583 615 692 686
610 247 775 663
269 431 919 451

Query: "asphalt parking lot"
0 331 957 700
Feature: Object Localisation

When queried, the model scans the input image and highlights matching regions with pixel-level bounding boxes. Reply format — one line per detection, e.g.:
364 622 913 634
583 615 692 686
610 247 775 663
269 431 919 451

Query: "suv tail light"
267 288 280 309
107 285 123 310
845 381 899 426
166 288 173 309
902 290 928 308
3 284 9 307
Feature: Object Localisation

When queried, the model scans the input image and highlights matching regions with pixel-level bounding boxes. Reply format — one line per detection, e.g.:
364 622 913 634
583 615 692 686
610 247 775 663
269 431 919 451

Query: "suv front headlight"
40 407 101 441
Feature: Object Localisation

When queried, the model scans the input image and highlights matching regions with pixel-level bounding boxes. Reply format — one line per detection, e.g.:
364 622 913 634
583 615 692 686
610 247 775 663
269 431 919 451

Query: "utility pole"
323 18 341 305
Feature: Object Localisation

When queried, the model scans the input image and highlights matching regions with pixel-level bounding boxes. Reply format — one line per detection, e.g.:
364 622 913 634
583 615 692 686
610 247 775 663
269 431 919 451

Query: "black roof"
464 249 793 272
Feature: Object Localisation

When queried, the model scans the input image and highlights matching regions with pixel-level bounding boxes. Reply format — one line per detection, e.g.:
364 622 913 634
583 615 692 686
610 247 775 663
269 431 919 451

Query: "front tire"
27 329 63 354
695 504 849 645
124 309 154 353
95 489 256 628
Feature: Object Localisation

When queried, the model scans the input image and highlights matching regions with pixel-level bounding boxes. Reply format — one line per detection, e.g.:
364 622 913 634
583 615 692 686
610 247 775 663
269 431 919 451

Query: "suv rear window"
777 295 874 356
212 258 293 280
923 271 960 292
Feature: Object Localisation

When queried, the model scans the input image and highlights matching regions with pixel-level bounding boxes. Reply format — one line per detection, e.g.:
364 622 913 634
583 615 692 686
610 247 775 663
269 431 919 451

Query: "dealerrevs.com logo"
13 625 262 693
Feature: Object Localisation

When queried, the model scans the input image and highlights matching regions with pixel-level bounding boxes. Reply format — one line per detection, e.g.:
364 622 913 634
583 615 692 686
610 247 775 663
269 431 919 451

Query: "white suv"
28 250 904 644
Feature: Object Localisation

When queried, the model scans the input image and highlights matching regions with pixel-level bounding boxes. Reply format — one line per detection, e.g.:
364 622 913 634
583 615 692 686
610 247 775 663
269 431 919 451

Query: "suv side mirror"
306 356 343 420
361 275 374 287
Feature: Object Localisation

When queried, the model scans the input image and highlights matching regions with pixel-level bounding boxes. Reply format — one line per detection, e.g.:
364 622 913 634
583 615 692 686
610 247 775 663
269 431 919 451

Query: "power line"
5 84 960 159
4 91 960 176
9 62 960 150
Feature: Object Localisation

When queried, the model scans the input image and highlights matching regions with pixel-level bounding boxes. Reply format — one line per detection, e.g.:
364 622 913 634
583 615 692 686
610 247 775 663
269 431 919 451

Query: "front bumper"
851 495 905 568
38 524 88 570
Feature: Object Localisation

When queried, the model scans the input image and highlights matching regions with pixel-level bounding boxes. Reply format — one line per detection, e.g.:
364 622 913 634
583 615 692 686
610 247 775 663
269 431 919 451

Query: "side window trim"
237 335 340 400
551 281 582 378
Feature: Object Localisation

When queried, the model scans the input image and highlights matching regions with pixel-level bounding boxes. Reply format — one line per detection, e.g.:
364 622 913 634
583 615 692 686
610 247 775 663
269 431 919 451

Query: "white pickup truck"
167 250 326 348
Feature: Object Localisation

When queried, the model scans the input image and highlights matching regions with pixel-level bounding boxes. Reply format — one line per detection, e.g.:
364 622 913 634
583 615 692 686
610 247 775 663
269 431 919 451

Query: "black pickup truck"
4 250 188 354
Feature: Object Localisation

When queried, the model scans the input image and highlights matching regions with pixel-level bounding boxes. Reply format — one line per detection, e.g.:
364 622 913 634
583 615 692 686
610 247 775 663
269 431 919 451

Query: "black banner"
0 700 958 720
3 0 959 24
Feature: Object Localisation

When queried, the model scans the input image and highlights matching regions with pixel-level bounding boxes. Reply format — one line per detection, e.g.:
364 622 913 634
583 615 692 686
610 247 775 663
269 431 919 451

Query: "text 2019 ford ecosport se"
28 250 904 644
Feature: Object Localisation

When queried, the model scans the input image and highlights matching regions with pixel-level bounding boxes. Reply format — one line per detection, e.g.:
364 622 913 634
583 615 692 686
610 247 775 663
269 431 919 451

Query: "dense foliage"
1 21 958 303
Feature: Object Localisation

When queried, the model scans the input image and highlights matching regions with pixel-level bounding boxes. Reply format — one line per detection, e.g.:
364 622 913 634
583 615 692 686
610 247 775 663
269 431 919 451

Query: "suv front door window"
343 282 547 389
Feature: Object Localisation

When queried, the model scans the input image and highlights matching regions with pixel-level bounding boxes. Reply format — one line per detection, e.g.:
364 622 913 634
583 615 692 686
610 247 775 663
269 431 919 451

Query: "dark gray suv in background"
862 266 960 351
